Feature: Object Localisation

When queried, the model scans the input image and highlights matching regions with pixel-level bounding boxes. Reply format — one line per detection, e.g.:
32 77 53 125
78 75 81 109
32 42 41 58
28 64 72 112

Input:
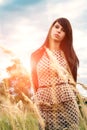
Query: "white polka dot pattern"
37 50 68 87
34 50 79 130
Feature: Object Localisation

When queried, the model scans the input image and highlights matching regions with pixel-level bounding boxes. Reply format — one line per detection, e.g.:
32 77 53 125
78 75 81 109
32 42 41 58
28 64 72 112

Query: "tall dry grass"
0 81 45 130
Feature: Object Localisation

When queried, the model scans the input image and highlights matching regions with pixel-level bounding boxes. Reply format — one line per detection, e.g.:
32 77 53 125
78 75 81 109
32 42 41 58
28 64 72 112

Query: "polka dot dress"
34 50 79 130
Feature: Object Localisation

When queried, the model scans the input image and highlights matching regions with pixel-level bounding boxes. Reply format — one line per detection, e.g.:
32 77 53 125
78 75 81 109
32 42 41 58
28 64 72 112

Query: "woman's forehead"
53 21 63 28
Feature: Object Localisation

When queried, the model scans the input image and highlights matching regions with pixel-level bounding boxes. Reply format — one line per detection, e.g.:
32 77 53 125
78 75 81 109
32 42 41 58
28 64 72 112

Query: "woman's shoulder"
31 45 45 58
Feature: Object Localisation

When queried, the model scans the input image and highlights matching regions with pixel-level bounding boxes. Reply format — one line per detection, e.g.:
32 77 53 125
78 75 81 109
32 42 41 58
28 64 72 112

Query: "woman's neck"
49 40 61 51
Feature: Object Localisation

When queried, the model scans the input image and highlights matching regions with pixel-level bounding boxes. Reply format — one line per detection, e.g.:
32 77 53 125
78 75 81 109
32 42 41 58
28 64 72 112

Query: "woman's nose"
57 28 61 33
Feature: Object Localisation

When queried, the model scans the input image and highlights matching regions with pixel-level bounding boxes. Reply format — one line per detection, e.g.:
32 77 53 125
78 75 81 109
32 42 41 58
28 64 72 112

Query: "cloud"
0 0 4 5
0 0 12 6
45 0 87 19
1 0 87 52
0 0 7 5
0 0 43 12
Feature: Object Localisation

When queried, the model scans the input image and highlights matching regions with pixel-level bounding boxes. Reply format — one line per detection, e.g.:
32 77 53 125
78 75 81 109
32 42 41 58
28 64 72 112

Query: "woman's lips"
54 34 60 38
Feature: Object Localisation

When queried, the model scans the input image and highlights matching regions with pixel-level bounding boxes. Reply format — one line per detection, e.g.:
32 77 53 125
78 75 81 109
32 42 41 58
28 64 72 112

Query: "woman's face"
50 21 66 43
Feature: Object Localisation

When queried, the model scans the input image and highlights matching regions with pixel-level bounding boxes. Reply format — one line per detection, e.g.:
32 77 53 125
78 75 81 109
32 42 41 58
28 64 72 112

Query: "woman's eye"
54 24 65 32
55 25 59 29
61 28 65 32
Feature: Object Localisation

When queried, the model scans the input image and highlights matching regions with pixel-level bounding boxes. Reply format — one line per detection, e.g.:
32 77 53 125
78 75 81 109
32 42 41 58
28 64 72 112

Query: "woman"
30 17 80 130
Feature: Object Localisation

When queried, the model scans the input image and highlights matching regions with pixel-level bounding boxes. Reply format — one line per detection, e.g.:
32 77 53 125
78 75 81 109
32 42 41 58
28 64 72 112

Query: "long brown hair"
43 17 79 81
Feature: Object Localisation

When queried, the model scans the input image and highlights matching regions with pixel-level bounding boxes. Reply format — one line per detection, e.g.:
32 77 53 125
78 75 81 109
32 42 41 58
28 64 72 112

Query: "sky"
0 0 87 95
